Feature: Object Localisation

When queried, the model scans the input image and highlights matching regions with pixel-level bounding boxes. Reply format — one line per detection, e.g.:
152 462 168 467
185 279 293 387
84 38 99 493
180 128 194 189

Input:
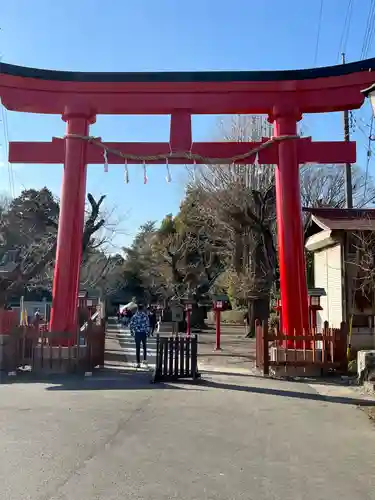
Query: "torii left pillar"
50 107 96 337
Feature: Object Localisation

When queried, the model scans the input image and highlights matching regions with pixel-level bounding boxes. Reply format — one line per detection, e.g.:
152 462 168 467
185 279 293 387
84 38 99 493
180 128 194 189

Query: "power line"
364 113 374 196
337 0 354 62
360 0 375 60
314 0 324 66
353 111 375 160
351 0 375 205
357 0 375 202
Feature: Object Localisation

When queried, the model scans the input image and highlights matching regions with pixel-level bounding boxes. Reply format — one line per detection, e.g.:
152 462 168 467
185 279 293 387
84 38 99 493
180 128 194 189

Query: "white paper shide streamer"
165 158 172 183
103 149 109 173
124 159 129 183
143 161 148 184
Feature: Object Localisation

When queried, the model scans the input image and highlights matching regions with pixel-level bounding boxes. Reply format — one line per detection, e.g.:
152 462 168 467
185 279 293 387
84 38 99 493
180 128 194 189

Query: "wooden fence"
0 321 105 376
153 335 200 383
255 320 348 376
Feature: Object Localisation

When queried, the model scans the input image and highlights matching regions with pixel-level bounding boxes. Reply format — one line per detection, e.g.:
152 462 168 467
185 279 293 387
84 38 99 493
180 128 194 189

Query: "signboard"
185 303 193 311
171 306 184 322
215 301 223 310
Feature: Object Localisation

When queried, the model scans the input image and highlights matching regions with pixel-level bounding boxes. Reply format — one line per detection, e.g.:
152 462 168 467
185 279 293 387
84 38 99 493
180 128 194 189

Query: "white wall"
314 244 343 328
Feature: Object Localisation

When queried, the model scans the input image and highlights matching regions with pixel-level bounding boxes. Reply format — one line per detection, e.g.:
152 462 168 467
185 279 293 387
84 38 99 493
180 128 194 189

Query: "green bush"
348 359 357 374
207 309 246 324
268 313 280 330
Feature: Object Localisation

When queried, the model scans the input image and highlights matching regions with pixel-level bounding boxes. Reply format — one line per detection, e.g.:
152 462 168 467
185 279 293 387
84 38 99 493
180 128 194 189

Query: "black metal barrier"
153 334 200 383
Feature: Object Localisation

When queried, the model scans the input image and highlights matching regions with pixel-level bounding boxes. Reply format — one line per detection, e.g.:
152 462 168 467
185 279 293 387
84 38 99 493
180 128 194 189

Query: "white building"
305 208 375 350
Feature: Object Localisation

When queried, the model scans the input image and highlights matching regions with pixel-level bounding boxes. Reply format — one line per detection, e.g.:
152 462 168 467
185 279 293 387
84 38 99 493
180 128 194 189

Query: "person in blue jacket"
129 304 150 368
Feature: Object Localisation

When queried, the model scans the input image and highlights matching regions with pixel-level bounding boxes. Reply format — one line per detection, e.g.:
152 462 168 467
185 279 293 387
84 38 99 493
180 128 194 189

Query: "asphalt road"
1 367 375 500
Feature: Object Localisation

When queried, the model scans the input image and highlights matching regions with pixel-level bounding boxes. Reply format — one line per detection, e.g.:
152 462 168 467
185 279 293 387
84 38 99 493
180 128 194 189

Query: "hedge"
207 309 246 324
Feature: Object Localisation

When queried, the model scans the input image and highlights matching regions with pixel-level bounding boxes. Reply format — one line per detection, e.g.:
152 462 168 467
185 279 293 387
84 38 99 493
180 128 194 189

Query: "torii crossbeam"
1 58 374 340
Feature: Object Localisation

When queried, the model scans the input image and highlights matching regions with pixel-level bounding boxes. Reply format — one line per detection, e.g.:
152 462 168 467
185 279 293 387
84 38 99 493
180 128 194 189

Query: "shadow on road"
199 353 255 359
0 368 200 392
105 350 129 364
199 379 375 407
32 367 202 391
41 365 203 391
199 370 263 378
45 377 199 392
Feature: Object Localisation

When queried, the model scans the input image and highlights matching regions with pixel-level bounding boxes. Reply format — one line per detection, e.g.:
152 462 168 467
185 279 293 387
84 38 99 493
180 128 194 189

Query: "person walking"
33 308 42 327
129 304 150 368
148 307 157 336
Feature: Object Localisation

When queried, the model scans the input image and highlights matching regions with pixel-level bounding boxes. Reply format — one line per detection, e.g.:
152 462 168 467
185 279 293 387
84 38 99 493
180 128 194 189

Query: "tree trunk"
245 221 272 337
190 304 206 330
246 294 270 337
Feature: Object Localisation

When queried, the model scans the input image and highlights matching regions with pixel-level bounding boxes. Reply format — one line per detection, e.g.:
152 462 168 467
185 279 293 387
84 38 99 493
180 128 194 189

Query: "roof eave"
362 82 375 96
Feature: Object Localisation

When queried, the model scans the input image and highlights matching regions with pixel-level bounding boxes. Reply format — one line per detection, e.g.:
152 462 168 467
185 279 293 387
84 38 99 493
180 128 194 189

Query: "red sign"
215 301 223 309
186 303 193 311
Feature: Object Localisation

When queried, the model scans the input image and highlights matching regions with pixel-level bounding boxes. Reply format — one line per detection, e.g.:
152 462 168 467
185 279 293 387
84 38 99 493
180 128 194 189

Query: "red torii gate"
1 59 374 339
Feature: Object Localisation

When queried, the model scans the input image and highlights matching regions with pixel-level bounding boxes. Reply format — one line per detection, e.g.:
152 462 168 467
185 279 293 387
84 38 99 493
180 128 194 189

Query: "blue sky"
1 0 375 250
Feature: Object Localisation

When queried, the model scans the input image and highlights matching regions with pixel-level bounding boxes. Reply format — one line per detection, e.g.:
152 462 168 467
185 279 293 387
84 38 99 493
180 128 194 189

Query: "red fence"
255 320 348 375
0 310 18 334
0 321 105 375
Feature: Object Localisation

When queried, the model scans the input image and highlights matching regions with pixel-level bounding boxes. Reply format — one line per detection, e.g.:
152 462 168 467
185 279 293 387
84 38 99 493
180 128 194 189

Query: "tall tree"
194 116 276 332
0 188 108 305
121 221 168 302
300 164 375 212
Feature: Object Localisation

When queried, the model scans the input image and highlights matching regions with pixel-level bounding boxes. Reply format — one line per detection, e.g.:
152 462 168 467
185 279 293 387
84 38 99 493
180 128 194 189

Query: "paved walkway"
106 321 256 375
197 324 256 374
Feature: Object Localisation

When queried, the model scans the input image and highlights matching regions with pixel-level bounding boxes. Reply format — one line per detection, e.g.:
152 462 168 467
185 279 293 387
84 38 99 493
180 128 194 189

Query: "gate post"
339 321 349 373
215 309 221 350
263 321 269 376
50 107 96 337
214 299 223 351
255 319 262 368
185 303 192 338
271 105 309 345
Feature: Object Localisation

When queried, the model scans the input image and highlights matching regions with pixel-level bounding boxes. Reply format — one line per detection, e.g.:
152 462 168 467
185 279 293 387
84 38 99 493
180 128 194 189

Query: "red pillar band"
50 109 95 337
272 107 309 344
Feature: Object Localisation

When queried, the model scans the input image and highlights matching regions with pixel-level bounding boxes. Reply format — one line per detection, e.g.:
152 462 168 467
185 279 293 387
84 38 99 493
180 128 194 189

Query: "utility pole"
342 52 353 208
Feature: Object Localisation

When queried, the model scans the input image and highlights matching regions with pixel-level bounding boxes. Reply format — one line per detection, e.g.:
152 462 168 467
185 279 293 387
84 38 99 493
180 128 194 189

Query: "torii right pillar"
270 105 309 342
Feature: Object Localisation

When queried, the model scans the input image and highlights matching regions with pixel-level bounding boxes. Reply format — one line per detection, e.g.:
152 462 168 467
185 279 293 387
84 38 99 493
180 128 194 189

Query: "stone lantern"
308 288 326 329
